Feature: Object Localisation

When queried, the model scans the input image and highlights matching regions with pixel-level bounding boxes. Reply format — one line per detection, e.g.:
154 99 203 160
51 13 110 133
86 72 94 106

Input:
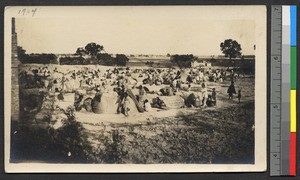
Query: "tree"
220 39 242 59
75 47 86 57
96 53 115 66
17 46 58 64
60 56 85 65
84 43 104 57
170 54 196 68
115 54 129 66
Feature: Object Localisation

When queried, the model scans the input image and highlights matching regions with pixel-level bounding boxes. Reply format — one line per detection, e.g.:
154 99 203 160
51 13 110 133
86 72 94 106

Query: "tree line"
62 42 129 66
17 42 129 66
169 39 243 68
17 39 243 68
17 47 58 64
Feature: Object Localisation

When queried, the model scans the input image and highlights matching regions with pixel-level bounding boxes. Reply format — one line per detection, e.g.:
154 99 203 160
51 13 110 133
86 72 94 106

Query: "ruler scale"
270 5 297 176
270 5 282 176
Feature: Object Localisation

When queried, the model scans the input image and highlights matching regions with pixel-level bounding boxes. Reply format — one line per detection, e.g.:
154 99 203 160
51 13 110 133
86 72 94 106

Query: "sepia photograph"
4 6 266 172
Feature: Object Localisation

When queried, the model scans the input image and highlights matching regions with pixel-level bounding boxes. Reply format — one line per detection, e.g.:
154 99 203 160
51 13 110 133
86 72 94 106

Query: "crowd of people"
19 64 243 117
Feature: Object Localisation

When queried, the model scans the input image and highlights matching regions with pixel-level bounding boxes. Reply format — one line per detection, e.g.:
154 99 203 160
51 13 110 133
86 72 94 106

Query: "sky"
15 6 258 56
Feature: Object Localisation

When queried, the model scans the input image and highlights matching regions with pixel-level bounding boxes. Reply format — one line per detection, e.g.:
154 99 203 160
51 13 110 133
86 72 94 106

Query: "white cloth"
144 102 153 112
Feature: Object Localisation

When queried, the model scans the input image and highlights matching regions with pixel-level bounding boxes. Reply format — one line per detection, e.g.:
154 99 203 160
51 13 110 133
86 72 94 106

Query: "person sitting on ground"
186 74 193 84
184 92 197 108
74 91 84 111
91 89 102 113
206 95 213 107
159 88 168 96
154 78 162 85
144 99 153 112
207 88 217 107
187 84 191 92
166 86 175 96
181 84 191 92
152 97 167 110
57 91 64 101
143 86 154 94
143 78 150 84
227 81 236 99
100 82 107 93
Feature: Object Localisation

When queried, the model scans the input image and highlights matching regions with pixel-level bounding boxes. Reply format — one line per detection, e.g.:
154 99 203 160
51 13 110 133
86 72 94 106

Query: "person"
74 91 84 111
219 76 223 83
211 88 217 103
159 88 167 96
186 75 193 83
230 69 235 82
227 81 236 99
61 74 66 92
206 88 217 107
152 97 167 110
100 82 107 93
206 95 213 107
116 85 129 116
138 85 146 103
122 92 130 116
166 87 173 96
92 89 102 113
200 83 208 107
186 84 191 92
176 80 181 92
116 88 124 114
57 91 64 101
238 89 242 103
144 99 152 112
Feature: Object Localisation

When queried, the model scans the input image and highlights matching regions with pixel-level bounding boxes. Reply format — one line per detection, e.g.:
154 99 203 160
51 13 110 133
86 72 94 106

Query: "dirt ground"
52 77 255 164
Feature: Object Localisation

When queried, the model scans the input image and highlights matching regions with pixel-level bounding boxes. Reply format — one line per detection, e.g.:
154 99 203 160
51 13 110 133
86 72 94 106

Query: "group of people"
20 64 243 117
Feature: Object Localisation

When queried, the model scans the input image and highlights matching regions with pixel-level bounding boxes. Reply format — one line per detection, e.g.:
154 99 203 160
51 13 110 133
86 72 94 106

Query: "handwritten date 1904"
18 8 37 17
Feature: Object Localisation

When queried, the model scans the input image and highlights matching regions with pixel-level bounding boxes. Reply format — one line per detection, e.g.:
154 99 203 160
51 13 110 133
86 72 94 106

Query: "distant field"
127 57 173 68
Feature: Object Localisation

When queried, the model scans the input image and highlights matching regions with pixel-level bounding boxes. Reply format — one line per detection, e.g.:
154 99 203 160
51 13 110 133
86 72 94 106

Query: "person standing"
116 85 129 116
176 80 181 92
122 92 130 116
61 74 66 92
116 85 125 114
138 85 146 103
201 83 208 107
227 81 236 99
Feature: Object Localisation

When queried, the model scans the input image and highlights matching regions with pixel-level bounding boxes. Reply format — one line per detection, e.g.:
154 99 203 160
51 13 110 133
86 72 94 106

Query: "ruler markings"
270 5 282 176
271 5 297 176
